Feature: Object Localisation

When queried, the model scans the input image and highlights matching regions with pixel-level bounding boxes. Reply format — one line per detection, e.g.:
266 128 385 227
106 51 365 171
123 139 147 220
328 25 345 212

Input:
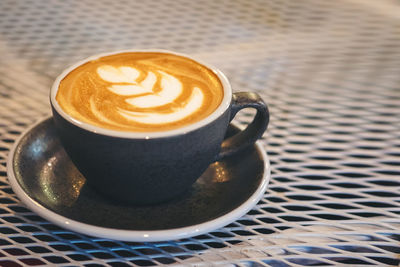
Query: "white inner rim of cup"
50 49 232 139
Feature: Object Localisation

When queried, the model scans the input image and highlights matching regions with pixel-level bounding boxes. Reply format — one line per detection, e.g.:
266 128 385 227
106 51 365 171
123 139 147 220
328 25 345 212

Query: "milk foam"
56 52 224 132
120 87 203 124
96 65 204 124
125 71 182 108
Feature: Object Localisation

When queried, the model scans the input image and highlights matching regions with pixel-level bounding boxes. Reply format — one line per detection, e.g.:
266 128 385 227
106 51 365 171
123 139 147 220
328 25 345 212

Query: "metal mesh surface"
1 0 400 266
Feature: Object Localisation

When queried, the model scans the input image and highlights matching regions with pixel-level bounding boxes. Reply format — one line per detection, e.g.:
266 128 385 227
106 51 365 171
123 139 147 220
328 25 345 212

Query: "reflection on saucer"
210 162 229 183
38 150 86 208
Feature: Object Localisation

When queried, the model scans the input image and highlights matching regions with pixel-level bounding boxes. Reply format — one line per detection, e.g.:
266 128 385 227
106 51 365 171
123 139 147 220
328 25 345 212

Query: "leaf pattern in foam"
96 65 204 124
108 71 156 95
125 71 182 108
97 65 140 84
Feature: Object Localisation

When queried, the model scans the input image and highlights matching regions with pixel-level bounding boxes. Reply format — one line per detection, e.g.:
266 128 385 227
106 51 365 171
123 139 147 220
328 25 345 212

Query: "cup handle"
215 92 269 161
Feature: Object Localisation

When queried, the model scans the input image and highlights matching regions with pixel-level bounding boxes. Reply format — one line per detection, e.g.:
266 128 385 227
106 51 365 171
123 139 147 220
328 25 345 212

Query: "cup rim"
50 49 232 139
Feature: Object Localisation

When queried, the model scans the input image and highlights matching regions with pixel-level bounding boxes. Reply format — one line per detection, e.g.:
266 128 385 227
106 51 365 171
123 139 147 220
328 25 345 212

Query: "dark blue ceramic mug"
50 50 269 205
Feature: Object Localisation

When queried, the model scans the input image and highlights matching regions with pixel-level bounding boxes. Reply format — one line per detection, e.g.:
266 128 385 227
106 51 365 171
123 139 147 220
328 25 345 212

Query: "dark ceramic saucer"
7 116 270 242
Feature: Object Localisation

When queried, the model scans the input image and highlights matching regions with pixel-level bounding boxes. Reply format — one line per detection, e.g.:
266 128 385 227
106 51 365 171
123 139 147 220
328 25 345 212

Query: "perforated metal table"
0 0 399 266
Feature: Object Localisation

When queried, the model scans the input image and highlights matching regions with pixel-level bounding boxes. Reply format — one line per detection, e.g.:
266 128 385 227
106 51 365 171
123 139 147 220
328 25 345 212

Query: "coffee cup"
50 49 269 205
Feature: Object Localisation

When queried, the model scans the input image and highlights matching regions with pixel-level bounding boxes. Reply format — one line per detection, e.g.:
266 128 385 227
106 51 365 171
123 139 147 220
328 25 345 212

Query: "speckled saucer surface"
7 117 270 242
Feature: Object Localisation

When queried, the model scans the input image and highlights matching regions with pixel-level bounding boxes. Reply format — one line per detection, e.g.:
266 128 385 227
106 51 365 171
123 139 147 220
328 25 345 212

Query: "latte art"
96 65 204 124
56 52 223 132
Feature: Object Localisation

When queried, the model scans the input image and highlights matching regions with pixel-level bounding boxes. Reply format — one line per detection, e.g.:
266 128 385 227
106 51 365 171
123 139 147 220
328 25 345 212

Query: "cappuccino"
56 52 224 132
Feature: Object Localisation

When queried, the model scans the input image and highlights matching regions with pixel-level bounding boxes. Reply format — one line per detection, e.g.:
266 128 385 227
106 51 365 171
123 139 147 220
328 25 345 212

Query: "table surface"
1 0 399 266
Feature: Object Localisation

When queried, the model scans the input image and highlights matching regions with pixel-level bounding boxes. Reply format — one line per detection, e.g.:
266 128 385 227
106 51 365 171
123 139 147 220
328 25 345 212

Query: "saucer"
7 116 270 242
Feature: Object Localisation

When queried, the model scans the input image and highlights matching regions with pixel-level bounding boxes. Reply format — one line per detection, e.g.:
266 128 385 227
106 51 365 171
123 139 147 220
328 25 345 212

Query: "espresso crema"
56 52 224 132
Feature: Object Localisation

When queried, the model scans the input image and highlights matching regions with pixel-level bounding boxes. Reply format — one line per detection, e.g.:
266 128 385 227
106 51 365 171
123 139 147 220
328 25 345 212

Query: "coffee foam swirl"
56 52 223 132
119 87 204 124
96 65 204 124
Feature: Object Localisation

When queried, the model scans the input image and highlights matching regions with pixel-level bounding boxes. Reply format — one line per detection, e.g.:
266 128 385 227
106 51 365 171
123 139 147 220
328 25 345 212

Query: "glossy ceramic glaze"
7 117 270 241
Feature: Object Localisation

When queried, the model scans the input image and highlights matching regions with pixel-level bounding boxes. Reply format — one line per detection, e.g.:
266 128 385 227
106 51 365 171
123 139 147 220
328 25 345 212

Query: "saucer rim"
7 116 270 242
